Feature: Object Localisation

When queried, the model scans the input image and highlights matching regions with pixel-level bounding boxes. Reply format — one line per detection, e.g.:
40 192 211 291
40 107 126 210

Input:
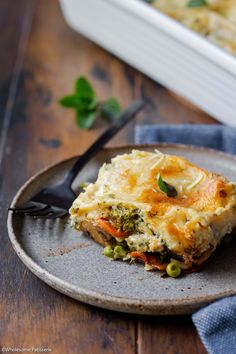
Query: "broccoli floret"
108 205 143 233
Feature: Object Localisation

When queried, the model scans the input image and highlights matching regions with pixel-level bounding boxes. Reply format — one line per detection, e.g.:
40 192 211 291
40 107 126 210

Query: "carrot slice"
145 254 168 271
96 218 130 238
130 251 148 263
131 251 167 271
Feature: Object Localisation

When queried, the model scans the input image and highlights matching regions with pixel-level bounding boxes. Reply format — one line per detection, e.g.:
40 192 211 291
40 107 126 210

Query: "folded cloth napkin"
135 124 236 154
192 297 236 354
135 124 236 354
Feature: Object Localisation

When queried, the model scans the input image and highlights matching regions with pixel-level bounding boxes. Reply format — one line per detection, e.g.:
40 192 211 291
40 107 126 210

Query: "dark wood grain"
0 0 30 117
137 316 207 354
0 0 35 160
0 0 218 353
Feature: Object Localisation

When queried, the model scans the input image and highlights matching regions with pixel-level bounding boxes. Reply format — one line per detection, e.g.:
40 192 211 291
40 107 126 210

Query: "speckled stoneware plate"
7 144 236 315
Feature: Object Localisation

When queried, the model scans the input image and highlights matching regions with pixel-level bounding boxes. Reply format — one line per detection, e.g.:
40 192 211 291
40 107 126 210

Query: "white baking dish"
59 0 236 126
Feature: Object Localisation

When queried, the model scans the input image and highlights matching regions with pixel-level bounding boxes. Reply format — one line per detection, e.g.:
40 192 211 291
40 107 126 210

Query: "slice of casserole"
70 150 236 273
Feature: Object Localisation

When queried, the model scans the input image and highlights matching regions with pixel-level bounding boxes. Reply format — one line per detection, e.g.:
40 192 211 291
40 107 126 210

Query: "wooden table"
0 1 217 353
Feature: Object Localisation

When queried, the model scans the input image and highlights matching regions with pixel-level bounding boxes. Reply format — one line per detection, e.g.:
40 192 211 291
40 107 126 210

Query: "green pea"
166 262 181 278
103 245 114 258
114 245 127 259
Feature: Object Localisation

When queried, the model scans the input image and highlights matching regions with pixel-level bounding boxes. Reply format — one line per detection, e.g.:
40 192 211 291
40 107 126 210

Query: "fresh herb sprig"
59 76 121 129
157 173 178 197
187 0 207 7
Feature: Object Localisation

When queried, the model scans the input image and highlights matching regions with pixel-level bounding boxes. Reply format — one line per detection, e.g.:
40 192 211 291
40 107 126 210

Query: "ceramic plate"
7 144 236 315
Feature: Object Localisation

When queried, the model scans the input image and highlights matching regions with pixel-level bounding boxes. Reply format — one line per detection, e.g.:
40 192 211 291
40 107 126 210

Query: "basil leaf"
75 76 95 101
76 109 96 129
59 95 96 110
79 98 97 111
187 0 207 7
157 173 168 194
59 76 121 130
59 95 82 108
157 174 178 198
100 97 121 121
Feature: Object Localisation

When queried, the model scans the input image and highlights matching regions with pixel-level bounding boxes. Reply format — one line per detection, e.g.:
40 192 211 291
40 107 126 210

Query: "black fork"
8 101 144 219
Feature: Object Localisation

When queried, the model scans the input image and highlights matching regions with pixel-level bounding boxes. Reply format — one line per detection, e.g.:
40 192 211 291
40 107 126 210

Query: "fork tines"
8 201 68 219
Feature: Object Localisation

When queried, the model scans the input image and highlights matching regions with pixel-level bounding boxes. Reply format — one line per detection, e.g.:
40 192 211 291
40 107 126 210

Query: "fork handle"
62 100 144 187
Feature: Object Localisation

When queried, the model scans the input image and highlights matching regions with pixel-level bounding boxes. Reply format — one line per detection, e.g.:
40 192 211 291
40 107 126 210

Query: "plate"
7 144 236 315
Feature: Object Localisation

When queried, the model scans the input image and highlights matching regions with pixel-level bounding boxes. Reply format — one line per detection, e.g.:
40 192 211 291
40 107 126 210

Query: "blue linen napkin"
135 124 236 354
135 124 236 154
192 297 236 354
